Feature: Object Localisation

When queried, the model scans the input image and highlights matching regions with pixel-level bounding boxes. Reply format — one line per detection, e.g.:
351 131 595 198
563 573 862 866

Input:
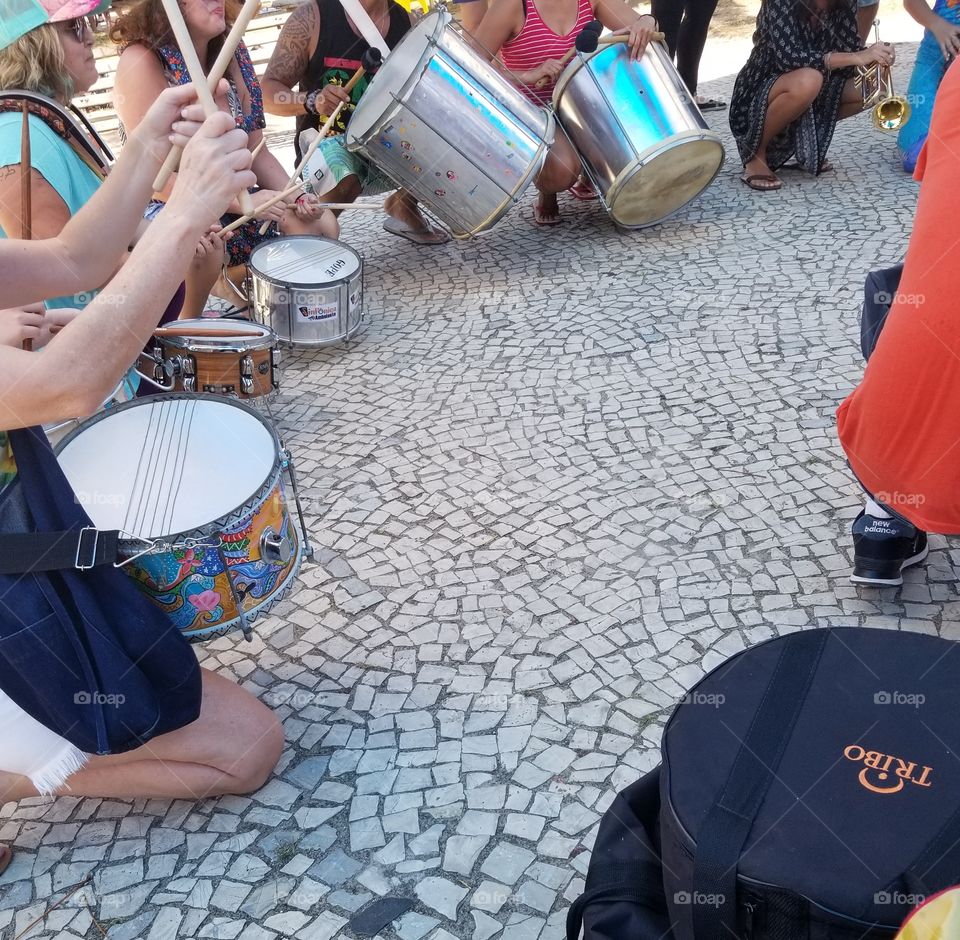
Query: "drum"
55 394 303 641
552 40 724 228
346 10 555 238
145 319 278 397
43 374 134 446
249 236 363 347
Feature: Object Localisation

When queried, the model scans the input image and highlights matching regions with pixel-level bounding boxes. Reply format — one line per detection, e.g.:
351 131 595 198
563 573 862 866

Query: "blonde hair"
0 25 74 102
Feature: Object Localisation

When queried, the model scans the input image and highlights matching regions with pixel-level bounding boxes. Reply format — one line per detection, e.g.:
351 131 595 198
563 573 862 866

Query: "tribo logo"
844 745 932 794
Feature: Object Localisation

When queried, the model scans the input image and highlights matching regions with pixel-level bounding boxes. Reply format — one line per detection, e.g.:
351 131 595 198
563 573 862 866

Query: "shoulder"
281 0 319 37
116 42 165 82
0 114 70 166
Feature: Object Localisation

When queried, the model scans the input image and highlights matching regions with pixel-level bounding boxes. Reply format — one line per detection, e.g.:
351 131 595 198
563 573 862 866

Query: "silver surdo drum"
553 39 724 228
249 236 363 347
346 10 555 238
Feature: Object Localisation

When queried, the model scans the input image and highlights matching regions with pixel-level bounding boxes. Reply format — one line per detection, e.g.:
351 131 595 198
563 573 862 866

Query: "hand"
190 228 226 268
34 306 82 348
167 111 256 226
527 59 565 88
306 82 352 118
250 189 292 224
0 305 46 349
861 41 895 68
625 14 657 60
930 16 960 60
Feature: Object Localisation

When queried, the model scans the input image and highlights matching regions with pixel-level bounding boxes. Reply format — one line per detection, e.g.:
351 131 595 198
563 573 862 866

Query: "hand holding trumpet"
858 41 896 69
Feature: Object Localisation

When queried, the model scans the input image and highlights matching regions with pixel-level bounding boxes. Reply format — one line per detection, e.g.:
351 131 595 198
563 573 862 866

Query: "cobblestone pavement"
2 47 949 940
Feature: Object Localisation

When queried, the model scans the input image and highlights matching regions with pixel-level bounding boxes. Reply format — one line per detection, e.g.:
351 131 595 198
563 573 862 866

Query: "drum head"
56 395 279 538
346 11 446 144
610 136 724 228
249 236 361 288
159 319 276 352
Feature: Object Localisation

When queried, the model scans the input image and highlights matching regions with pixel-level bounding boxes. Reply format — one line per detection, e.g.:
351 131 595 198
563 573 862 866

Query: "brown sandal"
740 173 782 192
0 845 12 877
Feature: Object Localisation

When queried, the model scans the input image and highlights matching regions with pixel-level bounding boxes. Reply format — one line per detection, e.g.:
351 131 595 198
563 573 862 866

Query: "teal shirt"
0 112 102 309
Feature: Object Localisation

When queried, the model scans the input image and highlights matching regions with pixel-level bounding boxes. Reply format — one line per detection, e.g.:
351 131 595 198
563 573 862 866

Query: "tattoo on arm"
265 3 317 89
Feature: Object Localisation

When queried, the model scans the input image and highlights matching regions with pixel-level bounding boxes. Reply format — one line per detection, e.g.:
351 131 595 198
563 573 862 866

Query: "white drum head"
56 397 278 537
347 11 446 143
250 236 361 287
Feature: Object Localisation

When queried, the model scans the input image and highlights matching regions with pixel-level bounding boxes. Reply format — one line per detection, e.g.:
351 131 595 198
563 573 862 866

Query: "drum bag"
861 263 903 361
569 628 960 940
0 426 201 755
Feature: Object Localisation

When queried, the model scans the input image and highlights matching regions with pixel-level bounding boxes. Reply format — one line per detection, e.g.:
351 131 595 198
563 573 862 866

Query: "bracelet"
304 89 320 116
295 193 310 206
823 52 832 70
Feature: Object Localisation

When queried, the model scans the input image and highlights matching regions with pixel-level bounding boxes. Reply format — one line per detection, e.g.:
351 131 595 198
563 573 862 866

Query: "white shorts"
0 688 88 796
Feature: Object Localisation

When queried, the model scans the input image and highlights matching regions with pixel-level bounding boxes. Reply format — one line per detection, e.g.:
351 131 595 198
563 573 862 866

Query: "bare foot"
533 192 562 225
383 192 449 244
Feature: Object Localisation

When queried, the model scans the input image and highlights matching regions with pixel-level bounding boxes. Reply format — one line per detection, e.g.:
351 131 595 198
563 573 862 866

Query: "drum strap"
0 527 122 574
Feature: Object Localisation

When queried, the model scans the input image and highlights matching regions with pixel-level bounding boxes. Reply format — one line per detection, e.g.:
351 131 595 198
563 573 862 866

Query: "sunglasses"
61 14 107 43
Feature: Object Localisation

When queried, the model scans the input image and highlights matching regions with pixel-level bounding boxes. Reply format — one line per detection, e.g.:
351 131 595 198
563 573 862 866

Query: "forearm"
261 78 307 116
825 50 864 68
253 147 295 191
904 0 941 29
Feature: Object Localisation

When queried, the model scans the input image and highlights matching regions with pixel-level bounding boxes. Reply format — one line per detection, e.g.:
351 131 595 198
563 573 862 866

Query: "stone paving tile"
0 43 947 940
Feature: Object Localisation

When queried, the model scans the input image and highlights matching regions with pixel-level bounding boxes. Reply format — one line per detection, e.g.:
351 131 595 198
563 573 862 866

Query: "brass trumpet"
855 21 911 131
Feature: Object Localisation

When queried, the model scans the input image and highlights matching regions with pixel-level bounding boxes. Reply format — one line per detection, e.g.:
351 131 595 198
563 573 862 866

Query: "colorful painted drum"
55 394 302 641
553 39 725 228
346 9 555 238
249 236 363 347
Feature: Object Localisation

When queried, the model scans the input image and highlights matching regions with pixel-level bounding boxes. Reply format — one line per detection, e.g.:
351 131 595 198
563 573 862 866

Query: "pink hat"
1 0 112 50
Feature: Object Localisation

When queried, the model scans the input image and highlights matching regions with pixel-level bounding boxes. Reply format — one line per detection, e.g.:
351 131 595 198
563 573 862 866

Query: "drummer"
262 0 449 244
474 0 658 224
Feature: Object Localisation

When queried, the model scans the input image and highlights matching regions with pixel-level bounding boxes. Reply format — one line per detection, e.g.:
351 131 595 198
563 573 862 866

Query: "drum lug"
183 375 196 393
241 376 254 395
260 526 292 565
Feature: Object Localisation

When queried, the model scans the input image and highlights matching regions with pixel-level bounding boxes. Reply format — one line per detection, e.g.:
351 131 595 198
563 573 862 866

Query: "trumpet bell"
873 95 911 132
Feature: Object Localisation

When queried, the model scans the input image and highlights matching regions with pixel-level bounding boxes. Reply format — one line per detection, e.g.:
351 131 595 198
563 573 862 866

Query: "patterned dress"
728 0 862 173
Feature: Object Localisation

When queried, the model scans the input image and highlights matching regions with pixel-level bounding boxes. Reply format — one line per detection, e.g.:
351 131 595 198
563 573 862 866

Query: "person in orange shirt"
836 54 960 585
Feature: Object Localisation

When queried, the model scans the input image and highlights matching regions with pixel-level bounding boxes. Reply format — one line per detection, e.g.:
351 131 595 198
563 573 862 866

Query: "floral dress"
145 41 278 266
728 0 862 173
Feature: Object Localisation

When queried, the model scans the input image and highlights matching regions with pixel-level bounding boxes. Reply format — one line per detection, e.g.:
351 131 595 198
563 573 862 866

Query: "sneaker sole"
849 544 929 587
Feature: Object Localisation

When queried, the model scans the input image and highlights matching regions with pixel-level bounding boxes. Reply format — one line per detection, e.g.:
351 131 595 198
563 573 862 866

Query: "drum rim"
248 234 363 289
605 131 725 229
345 9 449 148
156 319 277 354
54 392 285 544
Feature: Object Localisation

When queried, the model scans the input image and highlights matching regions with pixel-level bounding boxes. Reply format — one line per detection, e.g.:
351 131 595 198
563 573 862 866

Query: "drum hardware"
278 445 314 560
855 21 910 132
260 526 292 564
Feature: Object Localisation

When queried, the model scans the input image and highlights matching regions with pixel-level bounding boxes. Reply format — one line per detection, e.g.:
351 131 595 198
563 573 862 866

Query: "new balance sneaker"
850 511 928 586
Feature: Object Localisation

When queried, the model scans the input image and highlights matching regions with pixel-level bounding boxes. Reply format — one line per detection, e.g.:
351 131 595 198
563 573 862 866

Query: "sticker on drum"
249 236 363 348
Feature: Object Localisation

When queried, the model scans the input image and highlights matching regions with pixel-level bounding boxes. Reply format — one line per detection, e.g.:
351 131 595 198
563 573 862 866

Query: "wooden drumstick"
20 102 33 352
154 0 256 215
250 137 267 161
222 179 308 235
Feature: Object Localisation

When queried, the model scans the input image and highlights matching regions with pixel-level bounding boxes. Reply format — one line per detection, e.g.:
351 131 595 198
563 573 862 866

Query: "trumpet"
855 21 911 132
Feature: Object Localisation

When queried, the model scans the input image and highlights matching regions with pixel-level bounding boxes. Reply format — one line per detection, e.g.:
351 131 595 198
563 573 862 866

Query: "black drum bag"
570 628 960 940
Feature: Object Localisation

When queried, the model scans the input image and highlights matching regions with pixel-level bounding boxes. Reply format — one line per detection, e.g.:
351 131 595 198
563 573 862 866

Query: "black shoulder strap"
691 630 829 940
0 528 123 574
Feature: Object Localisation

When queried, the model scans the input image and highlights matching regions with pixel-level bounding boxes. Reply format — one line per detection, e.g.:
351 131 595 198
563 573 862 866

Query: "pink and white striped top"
500 0 595 104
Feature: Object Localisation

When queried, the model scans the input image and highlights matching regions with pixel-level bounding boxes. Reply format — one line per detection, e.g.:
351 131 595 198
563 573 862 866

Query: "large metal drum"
553 40 724 228
249 236 363 347
346 9 555 238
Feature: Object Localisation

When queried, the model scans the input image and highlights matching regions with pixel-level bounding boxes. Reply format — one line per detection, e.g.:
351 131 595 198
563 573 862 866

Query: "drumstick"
154 0 256 215
250 137 267 161
222 179 309 235
20 103 33 352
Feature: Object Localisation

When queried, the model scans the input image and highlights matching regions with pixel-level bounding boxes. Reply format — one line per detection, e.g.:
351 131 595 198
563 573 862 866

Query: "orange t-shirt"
836 61 960 534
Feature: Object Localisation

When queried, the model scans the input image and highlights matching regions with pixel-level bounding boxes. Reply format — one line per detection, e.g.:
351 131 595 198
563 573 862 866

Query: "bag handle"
690 630 829 940
566 863 668 940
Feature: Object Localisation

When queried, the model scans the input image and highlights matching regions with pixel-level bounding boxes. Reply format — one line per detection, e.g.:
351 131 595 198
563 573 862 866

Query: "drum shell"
249 238 363 347
54 394 302 641
346 10 555 238
152 322 278 398
553 41 724 228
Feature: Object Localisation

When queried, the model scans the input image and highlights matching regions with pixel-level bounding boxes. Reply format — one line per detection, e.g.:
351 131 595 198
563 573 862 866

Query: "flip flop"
568 177 599 201
533 202 563 225
0 846 12 877
382 216 450 245
697 97 727 111
740 173 782 192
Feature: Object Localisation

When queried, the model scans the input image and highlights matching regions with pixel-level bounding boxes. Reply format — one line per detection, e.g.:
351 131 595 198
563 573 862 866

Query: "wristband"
304 89 320 116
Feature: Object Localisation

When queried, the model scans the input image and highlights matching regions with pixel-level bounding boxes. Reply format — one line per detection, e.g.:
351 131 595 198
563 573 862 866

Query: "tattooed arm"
262 2 319 116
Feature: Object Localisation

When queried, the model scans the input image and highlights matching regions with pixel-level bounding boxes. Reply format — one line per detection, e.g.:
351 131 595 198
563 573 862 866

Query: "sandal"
740 173 782 192
569 177 599 201
697 96 727 111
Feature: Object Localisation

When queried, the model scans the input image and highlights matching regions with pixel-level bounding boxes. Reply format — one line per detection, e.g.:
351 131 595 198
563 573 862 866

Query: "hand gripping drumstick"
256 47 383 235
535 21 666 87
154 0 258 215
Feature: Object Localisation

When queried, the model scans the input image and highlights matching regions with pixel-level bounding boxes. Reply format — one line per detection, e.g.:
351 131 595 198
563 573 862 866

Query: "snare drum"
43 374 134 446
145 320 278 397
55 394 302 641
553 40 724 228
346 10 555 238
249 236 363 347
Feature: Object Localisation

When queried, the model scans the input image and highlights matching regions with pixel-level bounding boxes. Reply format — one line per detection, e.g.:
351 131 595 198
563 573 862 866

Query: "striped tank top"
500 0 595 104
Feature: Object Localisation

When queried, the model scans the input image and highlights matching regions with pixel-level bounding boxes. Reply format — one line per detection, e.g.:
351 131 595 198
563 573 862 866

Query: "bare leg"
743 67 824 188
383 190 448 243
534 132 581 224
182 246 225 319
857 3 879 43
838 75 867 120
0 670 283 803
